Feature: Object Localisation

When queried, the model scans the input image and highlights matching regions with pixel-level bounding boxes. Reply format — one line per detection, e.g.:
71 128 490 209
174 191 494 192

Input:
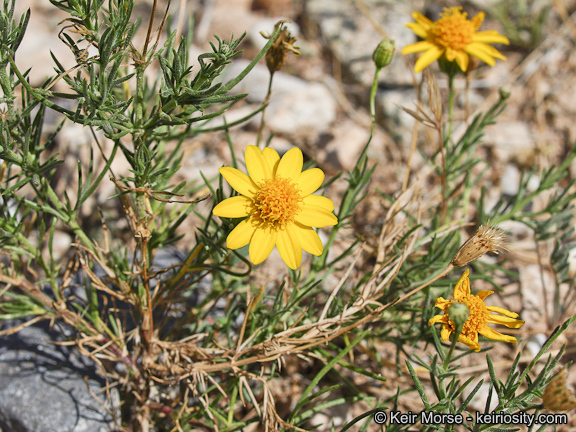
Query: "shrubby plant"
0 1 575 431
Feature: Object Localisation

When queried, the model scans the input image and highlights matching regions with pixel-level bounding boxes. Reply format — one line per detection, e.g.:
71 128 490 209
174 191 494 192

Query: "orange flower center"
432 7 474 50
252 177 302 228
457 294 489 338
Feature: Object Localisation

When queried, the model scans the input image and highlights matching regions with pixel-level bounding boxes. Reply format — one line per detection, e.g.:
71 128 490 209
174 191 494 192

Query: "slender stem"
447 74 455 141
369 66 382 136
256 72 274 148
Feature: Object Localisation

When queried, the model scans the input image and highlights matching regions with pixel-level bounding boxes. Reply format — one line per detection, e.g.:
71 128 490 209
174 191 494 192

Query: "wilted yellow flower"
402 7 509 73
429 269 524 351
543 367 576 412
213 146 337 270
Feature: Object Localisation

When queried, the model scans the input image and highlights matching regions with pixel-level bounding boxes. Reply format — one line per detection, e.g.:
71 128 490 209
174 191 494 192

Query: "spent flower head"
213 146 337 269
261 21 300 73
543 366 576 412
429 269 524 351
402 7 509 73
452 224 508 267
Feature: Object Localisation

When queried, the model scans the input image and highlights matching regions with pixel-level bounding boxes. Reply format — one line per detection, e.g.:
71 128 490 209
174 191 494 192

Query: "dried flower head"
429 269 524 351
261 21 300 73
452 225 507 267
402 7 509 73
543 367 576 412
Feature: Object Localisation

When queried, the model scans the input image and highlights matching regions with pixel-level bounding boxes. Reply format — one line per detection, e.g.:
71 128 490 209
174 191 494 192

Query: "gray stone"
306 0 415 86
223 60 336 138
376 88 416 145
0 325 119 432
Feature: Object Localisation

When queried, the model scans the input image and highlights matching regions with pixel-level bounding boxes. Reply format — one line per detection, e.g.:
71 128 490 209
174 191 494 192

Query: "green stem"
369 66 382 136
447 74 455 141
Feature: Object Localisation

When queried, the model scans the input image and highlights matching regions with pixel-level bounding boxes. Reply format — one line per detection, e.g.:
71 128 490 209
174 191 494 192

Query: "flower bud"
447 302 470 329
372 38 395 69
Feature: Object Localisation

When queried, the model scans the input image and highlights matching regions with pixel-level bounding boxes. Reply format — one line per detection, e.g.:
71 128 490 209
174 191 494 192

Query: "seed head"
262 21 300 74
452 225 508 267
543 367 576 412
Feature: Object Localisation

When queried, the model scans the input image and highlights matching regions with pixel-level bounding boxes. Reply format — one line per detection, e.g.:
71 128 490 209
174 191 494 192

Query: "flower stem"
256 72 275 148
447 74 455 141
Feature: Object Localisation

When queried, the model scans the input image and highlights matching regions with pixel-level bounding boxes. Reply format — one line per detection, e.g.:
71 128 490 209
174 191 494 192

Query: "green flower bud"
448 302 470 329
372 38 395 69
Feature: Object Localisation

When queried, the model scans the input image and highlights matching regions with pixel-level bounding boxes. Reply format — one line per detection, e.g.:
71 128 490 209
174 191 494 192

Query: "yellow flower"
213 146 338 270
429 269 524 351
402 7 509 73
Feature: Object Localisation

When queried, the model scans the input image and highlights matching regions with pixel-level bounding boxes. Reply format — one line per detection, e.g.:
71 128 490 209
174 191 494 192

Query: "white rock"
484 122 534 164
526 333 548 357
223 60 337 137
500 164 521 196
466 382 499 412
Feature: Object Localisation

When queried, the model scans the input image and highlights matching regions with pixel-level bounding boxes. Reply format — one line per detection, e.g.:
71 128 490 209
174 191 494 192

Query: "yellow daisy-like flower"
213 146 338 270
402 7 510 73
428 269 524 351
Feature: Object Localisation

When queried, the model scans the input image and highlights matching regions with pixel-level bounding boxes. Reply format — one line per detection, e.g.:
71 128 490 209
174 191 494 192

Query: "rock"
484 122 535 165
306 0 415 87
223 60 337 139
466 382 499 412
0 324 118 432
376 88 416 146
500 164 521 196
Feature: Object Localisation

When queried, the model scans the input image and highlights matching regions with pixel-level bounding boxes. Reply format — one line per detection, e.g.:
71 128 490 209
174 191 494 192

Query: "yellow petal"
220 167 258 198
296 168 324 197
249 226 278 265
454 50 469 72
440 325 452 342
429 314 449 326
263 147 280 175
277 224 302 269
478 326 518 344
213 196 252 218
226 218 256 249
486 306 520 319
294 222 323 256
459 333 481 351
477 290 494 300
302 194 335 212
487 314 524 329
453 269 471 299
464 43 497 66
414 45 444 73
295 205 338 228
469 42 507 60
473 31 510 45
276 147 303 181
445 47 457 62
434 297 451 312
470 11 485 30
412 11 433 28
406 22 430 39
402 40 437 55
245 145 272 184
